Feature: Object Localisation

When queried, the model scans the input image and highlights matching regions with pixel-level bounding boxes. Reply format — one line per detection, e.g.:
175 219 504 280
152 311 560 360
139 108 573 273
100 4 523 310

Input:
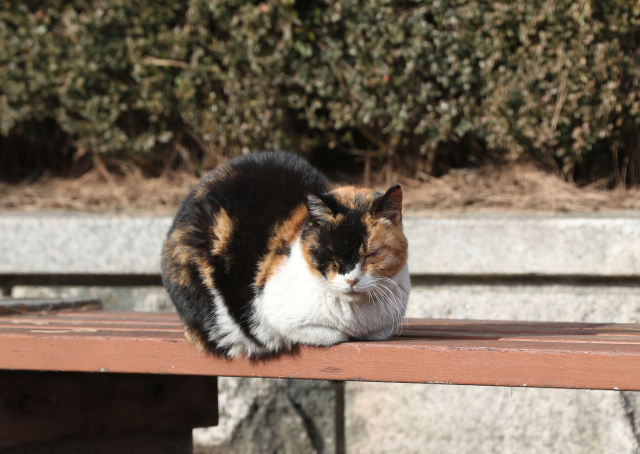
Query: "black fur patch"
301 195 369 277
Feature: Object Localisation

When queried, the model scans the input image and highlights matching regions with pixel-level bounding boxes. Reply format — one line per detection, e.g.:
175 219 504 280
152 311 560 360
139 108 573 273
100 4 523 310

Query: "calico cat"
161 151 410 358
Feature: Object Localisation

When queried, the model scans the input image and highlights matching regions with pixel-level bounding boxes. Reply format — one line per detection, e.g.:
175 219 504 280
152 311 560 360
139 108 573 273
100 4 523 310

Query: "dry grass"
397 164 640 213
0 167 199 214
2 162 640 214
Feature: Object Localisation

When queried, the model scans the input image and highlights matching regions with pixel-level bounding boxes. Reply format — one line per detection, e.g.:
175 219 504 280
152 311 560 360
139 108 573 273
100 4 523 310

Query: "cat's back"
178 151 328 228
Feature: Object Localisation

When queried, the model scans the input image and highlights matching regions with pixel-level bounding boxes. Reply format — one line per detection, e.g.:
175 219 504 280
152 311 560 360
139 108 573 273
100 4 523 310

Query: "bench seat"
2 311 639 391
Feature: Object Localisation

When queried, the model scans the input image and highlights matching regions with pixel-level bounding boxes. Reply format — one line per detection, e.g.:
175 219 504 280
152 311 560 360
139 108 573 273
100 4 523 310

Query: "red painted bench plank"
2 312 640 391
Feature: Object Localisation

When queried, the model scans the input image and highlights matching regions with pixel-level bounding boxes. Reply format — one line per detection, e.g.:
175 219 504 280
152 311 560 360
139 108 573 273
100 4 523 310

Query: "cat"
161 151 410 358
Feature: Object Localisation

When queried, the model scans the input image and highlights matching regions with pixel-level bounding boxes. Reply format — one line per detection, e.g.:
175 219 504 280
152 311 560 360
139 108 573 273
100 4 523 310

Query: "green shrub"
1 0 639 180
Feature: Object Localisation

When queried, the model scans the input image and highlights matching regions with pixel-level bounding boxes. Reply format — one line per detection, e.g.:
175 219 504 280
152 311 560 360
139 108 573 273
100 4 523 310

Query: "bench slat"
1 313 640 391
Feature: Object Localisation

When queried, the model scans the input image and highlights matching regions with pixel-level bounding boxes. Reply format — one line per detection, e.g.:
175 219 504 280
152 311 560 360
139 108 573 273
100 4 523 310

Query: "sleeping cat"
161 151 410 358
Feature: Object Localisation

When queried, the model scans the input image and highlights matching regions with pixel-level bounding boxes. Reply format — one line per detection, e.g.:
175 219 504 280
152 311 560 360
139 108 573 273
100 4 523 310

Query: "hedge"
1 0 639 180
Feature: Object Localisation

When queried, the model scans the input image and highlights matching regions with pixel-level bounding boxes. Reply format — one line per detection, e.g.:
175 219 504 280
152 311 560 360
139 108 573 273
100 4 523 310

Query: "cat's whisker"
386 289 405 336
372 284 399 336
367 290 379 323
374 279 404 337
371 285 392 326
386 288 404 337
374 285 393 327
375 277 408 335
378 275 409 292
376 274 406 291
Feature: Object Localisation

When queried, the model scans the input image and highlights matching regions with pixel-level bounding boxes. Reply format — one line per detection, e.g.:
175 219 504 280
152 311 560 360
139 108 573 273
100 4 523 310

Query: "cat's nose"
346 278 359 287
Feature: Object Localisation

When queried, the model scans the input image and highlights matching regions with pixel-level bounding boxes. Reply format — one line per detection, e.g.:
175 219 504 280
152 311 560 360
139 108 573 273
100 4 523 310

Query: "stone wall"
3 212 640 453
346 279 640 454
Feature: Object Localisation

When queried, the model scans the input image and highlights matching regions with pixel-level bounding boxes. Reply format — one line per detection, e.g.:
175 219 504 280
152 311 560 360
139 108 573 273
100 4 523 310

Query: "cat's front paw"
289 325 349 346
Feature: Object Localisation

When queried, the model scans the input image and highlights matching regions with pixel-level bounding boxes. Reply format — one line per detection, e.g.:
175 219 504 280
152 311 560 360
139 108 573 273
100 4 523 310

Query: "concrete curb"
2 211 640 276
404 212 640 276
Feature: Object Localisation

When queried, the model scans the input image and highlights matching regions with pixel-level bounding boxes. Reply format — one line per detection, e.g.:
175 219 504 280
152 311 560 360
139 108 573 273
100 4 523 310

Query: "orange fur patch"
363 213 408 278
193 180 213 200
322 261 340 283
162 226 196 287
330 213 346 225
210 208 234 257
184 326 208 353
163 220 219 290
330 186 378 209
300 232 326 279
196 256 216 289
255 204 307 288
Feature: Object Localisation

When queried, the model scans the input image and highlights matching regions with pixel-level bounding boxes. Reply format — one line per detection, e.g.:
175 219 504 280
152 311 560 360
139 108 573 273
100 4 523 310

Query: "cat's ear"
305 191 334 222
373 185 402 224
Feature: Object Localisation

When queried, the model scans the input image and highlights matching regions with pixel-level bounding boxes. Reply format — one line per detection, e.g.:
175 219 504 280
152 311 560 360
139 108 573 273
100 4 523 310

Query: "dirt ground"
1 163 639 214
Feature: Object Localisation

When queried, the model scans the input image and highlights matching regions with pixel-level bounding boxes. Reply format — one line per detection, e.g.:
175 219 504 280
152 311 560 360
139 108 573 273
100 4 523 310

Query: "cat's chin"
338 290 367 300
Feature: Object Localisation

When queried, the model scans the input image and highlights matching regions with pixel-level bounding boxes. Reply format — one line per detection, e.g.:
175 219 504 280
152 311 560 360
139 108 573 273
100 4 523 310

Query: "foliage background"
1 0 639 183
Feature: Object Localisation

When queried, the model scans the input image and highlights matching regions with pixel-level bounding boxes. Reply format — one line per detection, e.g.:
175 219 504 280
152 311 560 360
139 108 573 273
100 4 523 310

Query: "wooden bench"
3 309 640 449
